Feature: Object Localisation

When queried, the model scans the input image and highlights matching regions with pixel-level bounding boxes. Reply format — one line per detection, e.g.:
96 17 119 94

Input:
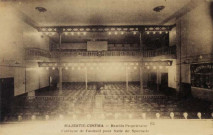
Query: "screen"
87 41 108 51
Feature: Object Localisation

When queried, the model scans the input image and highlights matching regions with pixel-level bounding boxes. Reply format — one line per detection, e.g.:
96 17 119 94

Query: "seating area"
62 82 141 91
63 82 86 90
101 95 212 119
2 82 213 122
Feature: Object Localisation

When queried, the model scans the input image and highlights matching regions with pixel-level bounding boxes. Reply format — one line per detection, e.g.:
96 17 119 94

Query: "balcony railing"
51 51 142 57
26 46 176 59
143 46 176 57
25 48 51 59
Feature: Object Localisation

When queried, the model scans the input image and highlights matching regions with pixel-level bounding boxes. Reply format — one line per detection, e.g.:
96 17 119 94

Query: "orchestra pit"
1 0 213 123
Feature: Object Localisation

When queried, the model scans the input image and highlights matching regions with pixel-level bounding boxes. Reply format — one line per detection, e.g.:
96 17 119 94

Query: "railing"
143 46 176 57
50 51 142 57
26 46 176 58
25 48 51 58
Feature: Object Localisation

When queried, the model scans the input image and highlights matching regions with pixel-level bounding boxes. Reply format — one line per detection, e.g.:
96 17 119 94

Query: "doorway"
0 78 14 121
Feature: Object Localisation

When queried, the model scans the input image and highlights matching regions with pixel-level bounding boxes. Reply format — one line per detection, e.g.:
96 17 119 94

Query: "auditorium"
0 0 213 128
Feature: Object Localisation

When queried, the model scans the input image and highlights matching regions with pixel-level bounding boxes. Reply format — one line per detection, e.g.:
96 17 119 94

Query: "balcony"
50 51 142 58
25 48 51 60
25 46 176 59
143 46 176 57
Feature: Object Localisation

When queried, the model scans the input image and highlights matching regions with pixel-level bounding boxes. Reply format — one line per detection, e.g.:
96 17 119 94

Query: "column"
58 31 62 93
59 32 62 51
176 19 182 95
126 67 128 91
85 67 88 90
139 30 144 94
58 67 62 93
139 64 144 94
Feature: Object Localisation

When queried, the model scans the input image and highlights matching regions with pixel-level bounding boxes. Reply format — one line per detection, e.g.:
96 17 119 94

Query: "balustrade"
25 46 176 58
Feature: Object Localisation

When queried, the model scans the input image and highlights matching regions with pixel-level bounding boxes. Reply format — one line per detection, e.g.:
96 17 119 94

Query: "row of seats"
10 97 213 121
6 83 213 122
62 82 141 91
3 112 213 122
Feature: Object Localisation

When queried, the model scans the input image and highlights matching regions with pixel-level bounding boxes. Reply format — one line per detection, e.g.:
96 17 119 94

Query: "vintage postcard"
0 0 212 135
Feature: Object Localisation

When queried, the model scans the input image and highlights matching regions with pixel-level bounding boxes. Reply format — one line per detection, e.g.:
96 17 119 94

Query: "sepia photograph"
0 0 212 135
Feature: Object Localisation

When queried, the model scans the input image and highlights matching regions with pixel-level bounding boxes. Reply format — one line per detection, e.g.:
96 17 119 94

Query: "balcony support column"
139 64 144 94
139 30 144 94
85 68 88 90
58 67 63 93
58 31 62 94
126 67 128 91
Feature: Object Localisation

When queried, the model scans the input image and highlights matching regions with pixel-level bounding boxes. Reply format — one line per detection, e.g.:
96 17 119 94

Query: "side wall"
176 1 213 101
0 6 50 96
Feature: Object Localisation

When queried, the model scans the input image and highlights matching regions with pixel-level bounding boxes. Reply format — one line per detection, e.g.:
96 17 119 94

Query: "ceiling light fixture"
153 6 165 12
35 7 47 13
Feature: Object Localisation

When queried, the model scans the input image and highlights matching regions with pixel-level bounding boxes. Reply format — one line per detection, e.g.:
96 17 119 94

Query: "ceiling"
11 0 191 26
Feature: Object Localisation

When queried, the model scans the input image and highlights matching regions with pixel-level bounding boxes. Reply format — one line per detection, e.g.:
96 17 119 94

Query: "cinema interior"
0 0 213 124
